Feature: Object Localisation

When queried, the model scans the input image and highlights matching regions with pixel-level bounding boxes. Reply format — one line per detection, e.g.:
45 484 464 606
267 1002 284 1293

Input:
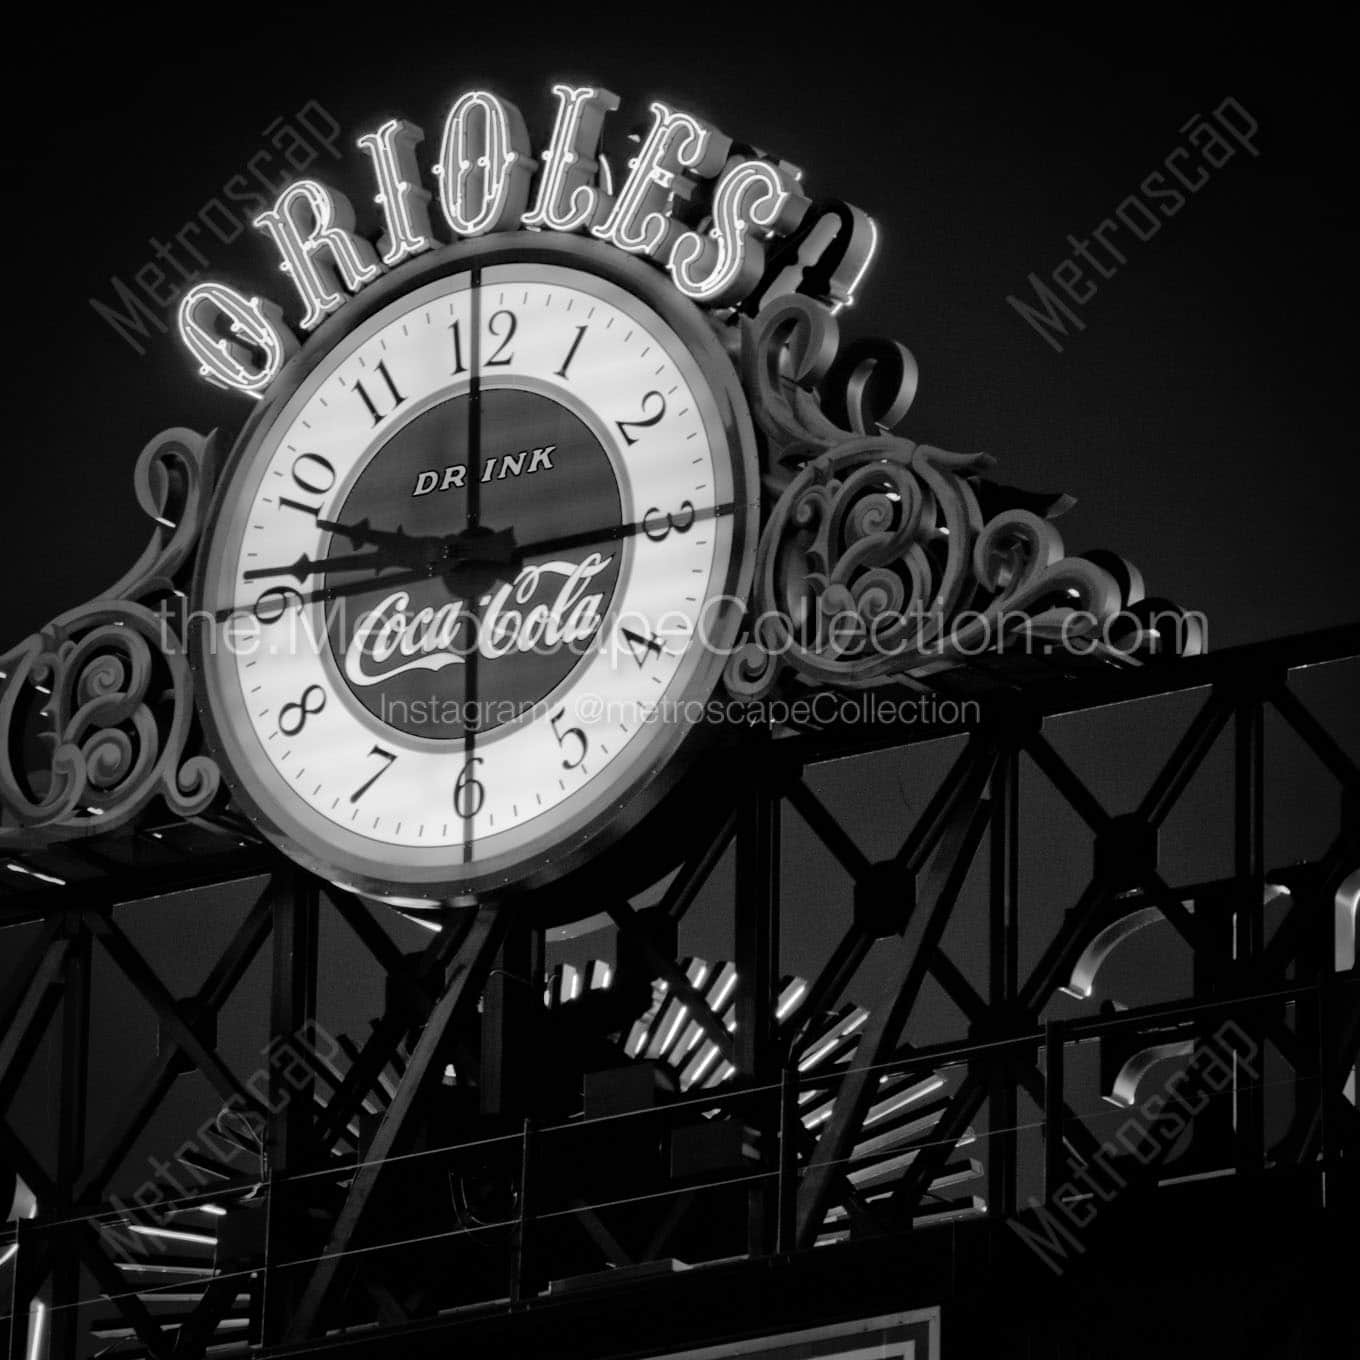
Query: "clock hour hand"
320 515 519 571
316 517 443 561
242 547 423 583
242 514 449 583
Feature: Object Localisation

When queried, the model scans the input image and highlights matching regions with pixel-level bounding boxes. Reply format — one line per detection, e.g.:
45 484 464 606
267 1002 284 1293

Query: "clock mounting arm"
721 294 1205 706
0 428 226 846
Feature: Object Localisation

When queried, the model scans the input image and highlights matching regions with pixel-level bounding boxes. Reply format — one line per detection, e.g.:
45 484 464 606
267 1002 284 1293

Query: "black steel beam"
309 911 478 1158
1235 695 1267 1171
325 887 435 1012
263 870 321 1342
173 1275 243 1357
77 874 279 1202
987 742 1020 1217
786 779 873 881
75 1221 172 1359
1270 682 1360 795
773 622 1359 768
0 937 68 1113
0 846 279 927
51 920 91 1360
1137 691 1234 829
928 951 987 1023
87 914 266 1116
785 923 875 1053
797 787 994 1246
0 915 62 1035
606 898 737 1067
269 870 320 1170
283 904 508 1344
660 803 741 924
735 771 781 1079
5 1223 52 1360
736 766 782 1256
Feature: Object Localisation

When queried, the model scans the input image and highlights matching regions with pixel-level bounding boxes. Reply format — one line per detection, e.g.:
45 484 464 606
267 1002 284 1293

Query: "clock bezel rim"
190 231 759 905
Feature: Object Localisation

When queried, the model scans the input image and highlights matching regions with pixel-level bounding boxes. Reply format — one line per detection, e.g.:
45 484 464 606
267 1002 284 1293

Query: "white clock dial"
193 239 758 902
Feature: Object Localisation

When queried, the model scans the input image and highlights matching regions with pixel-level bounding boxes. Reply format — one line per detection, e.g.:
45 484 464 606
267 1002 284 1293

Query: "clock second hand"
467 268 483 531
462 269 483 867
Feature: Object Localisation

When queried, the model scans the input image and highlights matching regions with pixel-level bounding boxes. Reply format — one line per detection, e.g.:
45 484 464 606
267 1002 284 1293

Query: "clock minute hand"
230 524 523 612
231 499 734 608
516 501 735 560
243 520 522 585
216 558 454 623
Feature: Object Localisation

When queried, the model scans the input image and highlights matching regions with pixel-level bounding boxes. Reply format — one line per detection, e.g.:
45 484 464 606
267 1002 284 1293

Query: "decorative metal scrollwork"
725 295 1201 700
0 428 222 844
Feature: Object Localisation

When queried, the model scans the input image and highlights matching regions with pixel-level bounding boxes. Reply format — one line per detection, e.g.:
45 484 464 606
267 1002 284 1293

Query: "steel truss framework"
2 622 1358 1358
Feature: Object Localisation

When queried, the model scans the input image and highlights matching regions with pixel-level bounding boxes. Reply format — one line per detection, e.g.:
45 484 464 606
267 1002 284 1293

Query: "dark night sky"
3 5 1356 648
3 3 1357 1210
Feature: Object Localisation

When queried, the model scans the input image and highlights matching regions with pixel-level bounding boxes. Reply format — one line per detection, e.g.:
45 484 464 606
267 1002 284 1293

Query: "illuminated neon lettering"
357 119 435 266
592 102 731 260
176 84 882 398
522 84 620 233
828 208 878 312
756 201 879 313
669 159 808 305
177 283 297 396
253 181 382 329
435 91 536 236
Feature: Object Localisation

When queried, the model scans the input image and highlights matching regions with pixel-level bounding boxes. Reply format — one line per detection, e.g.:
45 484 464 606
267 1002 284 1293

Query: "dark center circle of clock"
324 387 623 742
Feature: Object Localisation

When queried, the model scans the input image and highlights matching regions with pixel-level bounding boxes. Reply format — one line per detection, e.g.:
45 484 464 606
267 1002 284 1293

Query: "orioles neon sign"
177 83 878 396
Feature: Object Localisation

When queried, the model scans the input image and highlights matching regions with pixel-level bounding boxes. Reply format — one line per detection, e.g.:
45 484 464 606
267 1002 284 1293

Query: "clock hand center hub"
430 523 521 587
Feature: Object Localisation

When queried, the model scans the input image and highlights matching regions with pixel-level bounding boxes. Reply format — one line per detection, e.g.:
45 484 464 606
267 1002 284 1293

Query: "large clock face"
193 237 758 903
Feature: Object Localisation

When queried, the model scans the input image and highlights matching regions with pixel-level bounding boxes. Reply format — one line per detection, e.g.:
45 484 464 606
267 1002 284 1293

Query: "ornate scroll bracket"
0 428 223 846
724 296 1202 702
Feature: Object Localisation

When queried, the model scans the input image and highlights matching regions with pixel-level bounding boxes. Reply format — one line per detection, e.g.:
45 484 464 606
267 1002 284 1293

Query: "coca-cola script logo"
344 553 613 684
325 388 623 740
